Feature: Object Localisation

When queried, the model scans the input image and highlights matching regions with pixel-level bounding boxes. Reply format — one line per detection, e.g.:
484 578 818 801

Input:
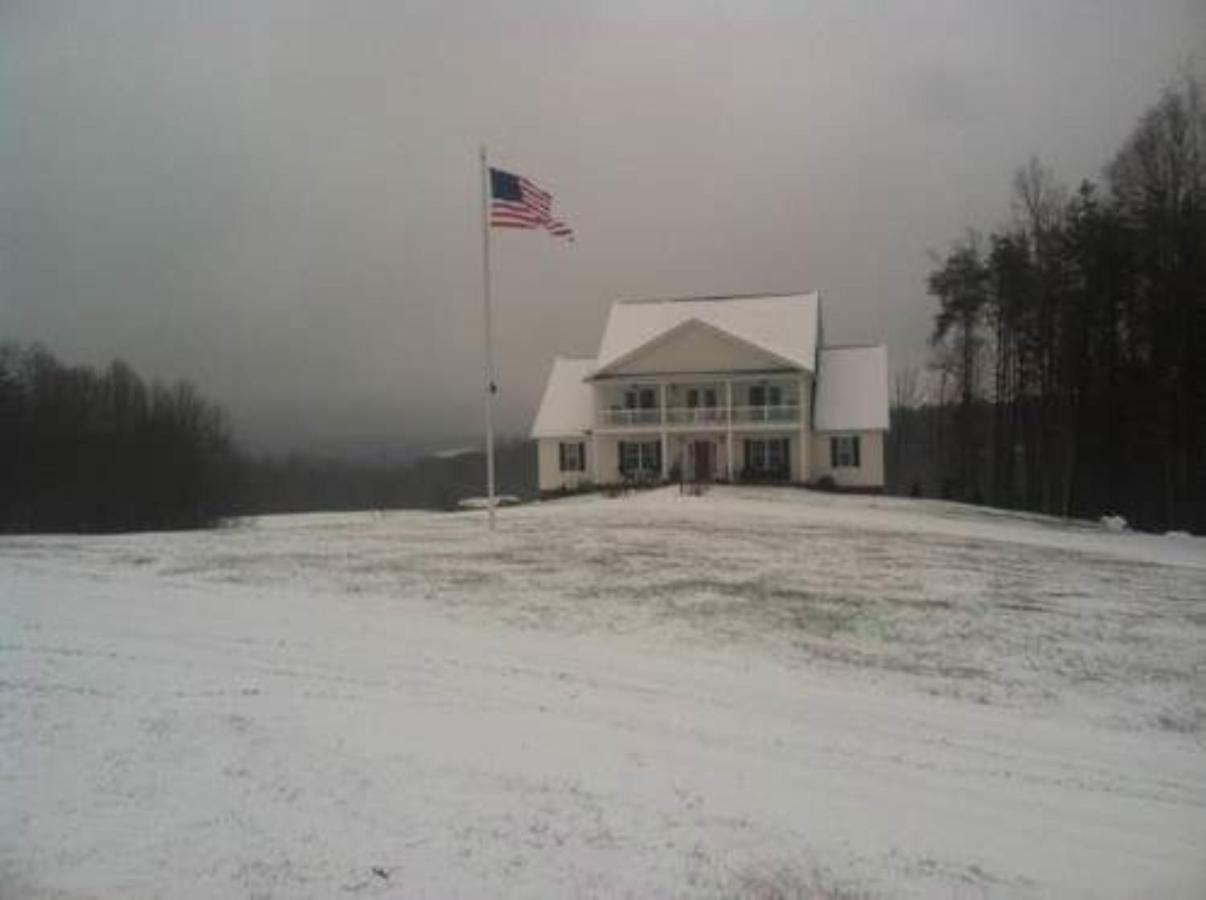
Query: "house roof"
592 292 820 377
813 345 889 432
529 356 596 438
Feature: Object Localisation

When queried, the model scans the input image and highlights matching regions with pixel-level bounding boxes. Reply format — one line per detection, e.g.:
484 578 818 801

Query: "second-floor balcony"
598 404 800 429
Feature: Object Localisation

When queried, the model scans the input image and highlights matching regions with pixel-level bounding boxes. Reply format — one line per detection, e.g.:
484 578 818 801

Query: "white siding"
814 346 889 431
810 430 885 489
538 438 592 492
595 438 619 484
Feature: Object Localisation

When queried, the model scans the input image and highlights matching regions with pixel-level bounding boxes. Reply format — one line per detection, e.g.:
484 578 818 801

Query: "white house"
530 292 888 493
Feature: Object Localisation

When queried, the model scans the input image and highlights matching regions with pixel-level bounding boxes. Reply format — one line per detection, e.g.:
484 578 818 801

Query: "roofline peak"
616 290 818 305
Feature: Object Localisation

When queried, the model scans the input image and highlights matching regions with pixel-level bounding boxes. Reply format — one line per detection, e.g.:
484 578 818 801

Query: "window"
744 438 790 476
618 440 661 474
625 388 656 409
686 388 699 408
749 385 781 407
559 441 585 472
703 388 717 407
830 435 861 468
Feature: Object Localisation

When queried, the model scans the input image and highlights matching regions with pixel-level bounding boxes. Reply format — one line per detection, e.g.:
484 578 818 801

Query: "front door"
690 441 714 481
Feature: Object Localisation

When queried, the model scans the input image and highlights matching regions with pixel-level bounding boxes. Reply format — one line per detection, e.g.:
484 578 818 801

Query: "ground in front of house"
2 487 1205 898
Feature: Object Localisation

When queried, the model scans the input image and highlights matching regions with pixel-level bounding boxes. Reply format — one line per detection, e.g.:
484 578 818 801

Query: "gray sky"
3 1 1203 455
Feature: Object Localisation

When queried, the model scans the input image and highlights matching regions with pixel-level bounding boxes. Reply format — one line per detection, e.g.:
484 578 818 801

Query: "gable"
601 319 796 377
594 292 819 374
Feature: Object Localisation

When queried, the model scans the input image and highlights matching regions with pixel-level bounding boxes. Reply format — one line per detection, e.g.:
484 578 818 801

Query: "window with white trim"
749 384 782 407
745 438 790 474
830 435 861 468
619 440 660 474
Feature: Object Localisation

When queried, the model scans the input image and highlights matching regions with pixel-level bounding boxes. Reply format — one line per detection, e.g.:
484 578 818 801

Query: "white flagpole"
479 144 497 531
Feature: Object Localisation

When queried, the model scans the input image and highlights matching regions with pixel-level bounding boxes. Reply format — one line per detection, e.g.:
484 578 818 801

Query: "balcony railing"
731 404 799 424
598 408 661 426
598 404 800 428
666 406 728 425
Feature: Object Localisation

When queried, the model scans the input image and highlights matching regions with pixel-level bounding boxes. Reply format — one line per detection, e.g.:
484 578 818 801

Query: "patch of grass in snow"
685 856 874 900
1153 705 1206 734
644 579 867 639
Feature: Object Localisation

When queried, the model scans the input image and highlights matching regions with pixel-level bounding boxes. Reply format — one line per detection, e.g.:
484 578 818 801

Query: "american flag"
489 167 574 241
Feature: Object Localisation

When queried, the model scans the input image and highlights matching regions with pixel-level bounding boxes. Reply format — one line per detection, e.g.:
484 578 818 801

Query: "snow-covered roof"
813 345 889 432
593 292 819 376
529 356 596 438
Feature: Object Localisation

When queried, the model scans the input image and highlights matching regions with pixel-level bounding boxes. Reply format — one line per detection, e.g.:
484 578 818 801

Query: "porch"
594 375 806 431
599 432 803 484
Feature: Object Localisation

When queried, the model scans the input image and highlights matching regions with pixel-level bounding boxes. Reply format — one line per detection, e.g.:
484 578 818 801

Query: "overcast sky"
3 1 1203 455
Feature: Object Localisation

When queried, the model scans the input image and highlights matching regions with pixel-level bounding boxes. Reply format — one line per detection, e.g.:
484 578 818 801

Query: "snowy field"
2 487 1205 899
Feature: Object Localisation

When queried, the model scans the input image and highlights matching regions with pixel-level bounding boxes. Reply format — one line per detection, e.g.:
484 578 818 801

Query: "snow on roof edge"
529 355 597 438
616 290 817 305
594 292 819 374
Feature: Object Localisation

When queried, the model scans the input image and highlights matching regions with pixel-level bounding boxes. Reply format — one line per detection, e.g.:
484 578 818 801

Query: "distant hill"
233 437 538 515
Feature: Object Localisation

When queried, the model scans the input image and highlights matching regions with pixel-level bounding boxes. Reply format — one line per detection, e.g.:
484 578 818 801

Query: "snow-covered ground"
2 487 1204 898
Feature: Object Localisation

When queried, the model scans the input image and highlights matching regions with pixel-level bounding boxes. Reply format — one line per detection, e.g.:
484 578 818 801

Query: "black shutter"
578 442 586 472
559 442 567 472
830 437 839 467
652 441 662 472
743 439 751 475
618 441 627 474
782 438 791 476
852 436 861 468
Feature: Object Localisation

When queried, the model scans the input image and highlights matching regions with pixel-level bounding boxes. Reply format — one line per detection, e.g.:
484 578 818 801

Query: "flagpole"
479 144 497 531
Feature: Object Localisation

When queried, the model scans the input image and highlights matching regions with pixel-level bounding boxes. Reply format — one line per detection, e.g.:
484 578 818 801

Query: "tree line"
920 74 1205 533
0 342 538 532
0 343 239 532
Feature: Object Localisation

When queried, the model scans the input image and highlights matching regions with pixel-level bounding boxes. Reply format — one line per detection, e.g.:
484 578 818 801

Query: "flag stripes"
489 168 574 241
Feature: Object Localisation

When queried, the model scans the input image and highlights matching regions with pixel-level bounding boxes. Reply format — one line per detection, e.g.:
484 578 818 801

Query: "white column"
659 382 668 480
798 374 809 482
725 380 734 480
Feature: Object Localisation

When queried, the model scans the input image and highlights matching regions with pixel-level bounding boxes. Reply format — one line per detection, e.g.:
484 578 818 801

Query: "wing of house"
530 292 888 492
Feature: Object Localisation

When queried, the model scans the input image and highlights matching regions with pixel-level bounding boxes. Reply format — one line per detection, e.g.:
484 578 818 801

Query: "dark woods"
914 75 1206 533
0 344 238 532
0 342 537 533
